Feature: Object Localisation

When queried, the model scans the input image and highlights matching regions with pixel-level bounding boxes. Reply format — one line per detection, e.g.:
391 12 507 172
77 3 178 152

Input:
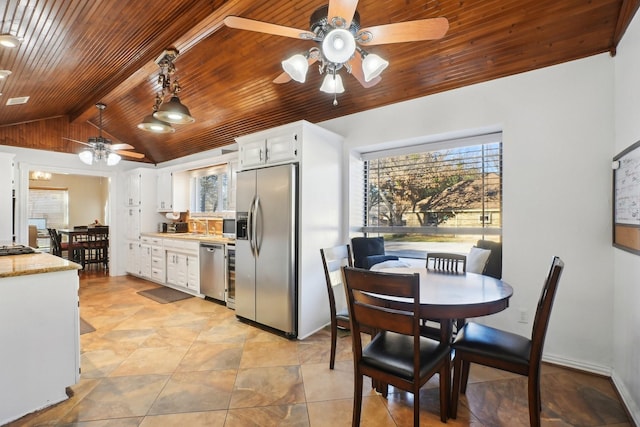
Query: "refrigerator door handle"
253 196 261 257
248 196 256 256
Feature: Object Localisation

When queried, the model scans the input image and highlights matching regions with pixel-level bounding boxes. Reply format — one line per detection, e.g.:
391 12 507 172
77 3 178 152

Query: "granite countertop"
0 252 82 278
141 232 236 245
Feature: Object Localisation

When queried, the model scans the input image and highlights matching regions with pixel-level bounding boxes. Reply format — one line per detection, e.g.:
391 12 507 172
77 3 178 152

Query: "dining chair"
342 266 451 426
47 228 68 258
450 256 564 427
319 244 353 370
351 236 399 269
84 227 109 269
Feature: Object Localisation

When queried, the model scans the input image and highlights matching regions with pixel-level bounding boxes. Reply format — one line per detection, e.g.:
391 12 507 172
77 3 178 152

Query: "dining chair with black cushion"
319 244 354 370
342 266 451 426
350 237 399 269
84 226 109 269
47 228 68 258
450 256 564 427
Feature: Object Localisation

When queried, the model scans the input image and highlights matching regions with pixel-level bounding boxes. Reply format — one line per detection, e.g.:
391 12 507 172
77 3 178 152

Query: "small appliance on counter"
222 218 236 238
158 222 189 233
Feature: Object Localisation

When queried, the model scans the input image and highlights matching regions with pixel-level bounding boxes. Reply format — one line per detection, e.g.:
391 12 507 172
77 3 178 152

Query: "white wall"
321 53 616 375
612 10 640 424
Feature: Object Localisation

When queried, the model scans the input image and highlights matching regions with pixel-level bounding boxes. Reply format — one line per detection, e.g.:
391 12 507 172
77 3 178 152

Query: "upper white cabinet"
238 132 298 170
157 171 188 213
125 172 141 206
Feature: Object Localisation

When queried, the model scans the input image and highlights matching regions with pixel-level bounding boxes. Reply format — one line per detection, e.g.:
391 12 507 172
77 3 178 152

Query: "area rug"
137 287 194 304
80 317 96 335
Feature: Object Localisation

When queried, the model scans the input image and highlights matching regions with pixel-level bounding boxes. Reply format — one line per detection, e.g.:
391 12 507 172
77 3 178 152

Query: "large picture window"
360 133 502 258
189 164 229 215
28 187 69 229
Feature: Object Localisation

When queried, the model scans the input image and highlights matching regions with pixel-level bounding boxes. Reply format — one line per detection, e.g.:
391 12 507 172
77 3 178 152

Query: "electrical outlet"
518 308 528 324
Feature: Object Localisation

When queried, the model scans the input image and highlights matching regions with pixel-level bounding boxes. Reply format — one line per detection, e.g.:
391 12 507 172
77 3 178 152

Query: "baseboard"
542 352 611 376
611 371 640 427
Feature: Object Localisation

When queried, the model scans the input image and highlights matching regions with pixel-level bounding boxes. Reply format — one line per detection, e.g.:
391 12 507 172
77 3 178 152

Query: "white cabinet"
164 239 199 293
238 132 298 170
139 243 152 279
156 171 189 213
125 172 141 206
125 240 140 275
125 207 141 240
151 242 165 283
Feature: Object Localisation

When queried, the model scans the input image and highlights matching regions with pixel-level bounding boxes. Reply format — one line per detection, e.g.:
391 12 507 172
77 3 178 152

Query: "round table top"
377 267 514 319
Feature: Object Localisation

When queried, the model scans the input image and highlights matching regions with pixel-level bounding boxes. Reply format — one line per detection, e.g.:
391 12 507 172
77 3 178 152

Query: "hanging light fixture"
140 48 195 128
0 33 21 48
138 94 175 133
279 7 388 106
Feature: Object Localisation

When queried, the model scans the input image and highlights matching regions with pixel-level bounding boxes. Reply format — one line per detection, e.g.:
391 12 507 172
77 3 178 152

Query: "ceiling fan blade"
348 55 382 88
327 0 359 28
62 137 92 147
110 143 134 151
224 16 314 39
116 150 145 159
357 17 449 46
273 56 319 84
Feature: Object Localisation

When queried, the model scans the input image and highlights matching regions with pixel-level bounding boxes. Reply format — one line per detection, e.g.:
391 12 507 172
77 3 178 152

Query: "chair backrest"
529 256 564 370
476 239 502 279
426 252 467 273
351 237 386 268
47 228 62 256
342 266 421 362
320 245 353 318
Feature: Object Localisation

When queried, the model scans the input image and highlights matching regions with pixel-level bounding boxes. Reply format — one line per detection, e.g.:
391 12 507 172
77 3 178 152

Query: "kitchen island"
0 251 82 425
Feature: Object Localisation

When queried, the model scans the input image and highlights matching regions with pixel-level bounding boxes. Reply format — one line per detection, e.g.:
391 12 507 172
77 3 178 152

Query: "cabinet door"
140 244 152 278
239 139 266 169
175 254 188 288
156 172 173 212
186 254 200 292
126 173 141 206
266 133 297 165
125 207 141 240
166 252 178 285
125 241 140 275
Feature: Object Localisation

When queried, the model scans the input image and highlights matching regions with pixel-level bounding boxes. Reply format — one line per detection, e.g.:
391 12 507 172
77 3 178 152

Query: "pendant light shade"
282 54 309 83
137 114 175 133
319 73 345 94
106 152 122 166
362 53 389 82
322 28 356 64
0 34 21 48
153 95 195 124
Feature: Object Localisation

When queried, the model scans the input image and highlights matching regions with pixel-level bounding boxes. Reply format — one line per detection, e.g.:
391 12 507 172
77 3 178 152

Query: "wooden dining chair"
319 245 353 370
47 228 68 258
450 256 564 427
342 266 451 426
84 227 109 269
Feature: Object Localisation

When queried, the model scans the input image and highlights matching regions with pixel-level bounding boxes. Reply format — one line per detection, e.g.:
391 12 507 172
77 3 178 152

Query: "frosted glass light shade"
282 54 309 83
0 34 20 48
107 152 121 166
322 28 356 64
362 53 389 82
319 73 345 94
79 150 93 165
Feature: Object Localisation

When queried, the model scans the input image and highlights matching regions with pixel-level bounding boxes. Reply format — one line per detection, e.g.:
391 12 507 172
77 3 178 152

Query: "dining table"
57 228 89 264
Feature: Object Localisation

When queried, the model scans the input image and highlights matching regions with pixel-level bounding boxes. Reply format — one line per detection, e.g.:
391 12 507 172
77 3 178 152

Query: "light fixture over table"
223 0 448 106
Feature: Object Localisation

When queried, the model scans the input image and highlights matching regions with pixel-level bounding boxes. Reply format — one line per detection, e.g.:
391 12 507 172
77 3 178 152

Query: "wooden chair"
342 266 451 426
47 228 68 258
451 256 564 427
423 252 467 340
319 245 353 370
84 226 109 269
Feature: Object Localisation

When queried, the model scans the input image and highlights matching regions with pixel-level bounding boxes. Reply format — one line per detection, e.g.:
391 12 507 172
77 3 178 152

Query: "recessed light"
0 34 21 48
0 70 12 79
6 96 29 105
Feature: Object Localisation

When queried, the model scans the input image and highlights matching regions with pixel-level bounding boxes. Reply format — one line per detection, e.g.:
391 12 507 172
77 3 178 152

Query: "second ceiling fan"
224 0 449 104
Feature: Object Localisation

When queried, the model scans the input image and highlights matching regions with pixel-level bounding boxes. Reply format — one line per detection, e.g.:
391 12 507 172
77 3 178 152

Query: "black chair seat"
453 322 531 366
363 331 450 381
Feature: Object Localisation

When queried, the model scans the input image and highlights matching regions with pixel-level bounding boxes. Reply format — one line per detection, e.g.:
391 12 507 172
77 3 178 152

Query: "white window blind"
28 187 69 229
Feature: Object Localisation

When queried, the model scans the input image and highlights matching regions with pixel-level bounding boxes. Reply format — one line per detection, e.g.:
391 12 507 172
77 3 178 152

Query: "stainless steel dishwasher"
199 243 226 302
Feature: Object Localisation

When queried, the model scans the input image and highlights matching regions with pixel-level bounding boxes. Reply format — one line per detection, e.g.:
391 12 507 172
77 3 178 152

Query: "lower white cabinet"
140 243 152 278
125 240 140 275
164 239 200 293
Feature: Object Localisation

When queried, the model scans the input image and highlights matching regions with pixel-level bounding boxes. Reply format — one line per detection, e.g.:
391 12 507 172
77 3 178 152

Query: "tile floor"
8 273 633 426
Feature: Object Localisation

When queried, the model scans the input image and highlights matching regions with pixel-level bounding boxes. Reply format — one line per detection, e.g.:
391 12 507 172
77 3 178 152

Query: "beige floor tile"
302 360 370 402
225 404 310 427
239 339 300 368
139 410 227 427
177 341 244 372
230 365 305 408
307 395 397 427
109 346 190 376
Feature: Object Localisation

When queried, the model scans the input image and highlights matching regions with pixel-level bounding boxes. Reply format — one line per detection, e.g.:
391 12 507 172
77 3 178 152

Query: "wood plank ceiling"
0 0 638 164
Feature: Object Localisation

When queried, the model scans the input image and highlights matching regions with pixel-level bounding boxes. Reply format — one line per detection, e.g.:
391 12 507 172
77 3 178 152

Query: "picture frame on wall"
613 140 640 255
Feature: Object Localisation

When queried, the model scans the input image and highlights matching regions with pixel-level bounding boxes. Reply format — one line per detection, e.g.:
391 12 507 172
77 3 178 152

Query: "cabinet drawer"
151 246 163 257
151 268 165 282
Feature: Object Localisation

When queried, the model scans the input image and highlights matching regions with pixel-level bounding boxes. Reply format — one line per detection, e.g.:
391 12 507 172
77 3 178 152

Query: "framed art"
613 140 640 254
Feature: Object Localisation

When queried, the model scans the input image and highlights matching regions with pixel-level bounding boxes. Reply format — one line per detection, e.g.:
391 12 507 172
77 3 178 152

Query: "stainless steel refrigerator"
235 163 297 337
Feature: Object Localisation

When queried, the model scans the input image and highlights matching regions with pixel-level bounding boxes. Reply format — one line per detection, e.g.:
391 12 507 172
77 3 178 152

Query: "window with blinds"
28 187 69 229
358 133 502 258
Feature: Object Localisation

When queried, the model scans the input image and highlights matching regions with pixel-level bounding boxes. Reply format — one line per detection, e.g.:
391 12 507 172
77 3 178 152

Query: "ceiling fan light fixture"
106 152 122 166
282 54 309 83
362 53 389 82
322 28 356 64
0 34 21 48
79 150 94 165
319 73 345 94
138 114 175 133
154 96 195 124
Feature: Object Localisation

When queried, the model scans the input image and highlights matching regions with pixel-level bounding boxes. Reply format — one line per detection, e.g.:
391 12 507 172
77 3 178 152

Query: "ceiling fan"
64 103 145 165
224 0 449 104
